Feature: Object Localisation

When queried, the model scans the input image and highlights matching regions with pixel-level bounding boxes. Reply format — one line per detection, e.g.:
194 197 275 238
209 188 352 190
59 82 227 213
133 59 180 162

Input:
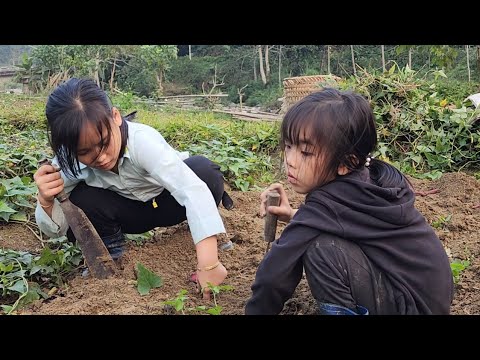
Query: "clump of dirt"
2 172 480 315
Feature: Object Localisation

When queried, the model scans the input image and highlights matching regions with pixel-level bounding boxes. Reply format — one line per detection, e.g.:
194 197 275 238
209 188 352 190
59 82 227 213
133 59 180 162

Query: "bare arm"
195 235 227 300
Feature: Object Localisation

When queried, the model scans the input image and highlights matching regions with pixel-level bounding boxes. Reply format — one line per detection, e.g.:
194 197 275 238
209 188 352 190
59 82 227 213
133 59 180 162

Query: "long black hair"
45 78 130 178
281 87 378 186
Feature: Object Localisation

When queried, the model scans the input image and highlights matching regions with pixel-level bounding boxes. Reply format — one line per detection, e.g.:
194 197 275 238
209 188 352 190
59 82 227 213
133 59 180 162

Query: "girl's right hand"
260 183 294 223
33 163 64 206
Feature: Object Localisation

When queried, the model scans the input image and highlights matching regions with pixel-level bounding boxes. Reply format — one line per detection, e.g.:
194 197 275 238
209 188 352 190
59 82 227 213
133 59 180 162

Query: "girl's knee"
69 182 104 210
184 156 224 202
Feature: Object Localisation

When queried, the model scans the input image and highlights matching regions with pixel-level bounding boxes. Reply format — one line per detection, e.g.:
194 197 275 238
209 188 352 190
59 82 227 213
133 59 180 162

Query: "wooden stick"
264 191 280 243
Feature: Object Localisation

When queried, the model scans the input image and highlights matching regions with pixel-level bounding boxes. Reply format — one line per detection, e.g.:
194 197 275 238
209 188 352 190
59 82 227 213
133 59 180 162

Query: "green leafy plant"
161 284 234 315
0 237 82 314
0 176 37 222
161 289 189 314
340 66 480 177
451 259 470 284
431 214 452 229
125 231 154 246
202 282 234 315
135 262 163 295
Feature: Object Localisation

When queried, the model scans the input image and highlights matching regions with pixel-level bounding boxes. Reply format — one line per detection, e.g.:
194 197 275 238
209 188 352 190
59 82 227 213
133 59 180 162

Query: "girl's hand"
33 163 64 206
260 183 294 223
196 262 228 300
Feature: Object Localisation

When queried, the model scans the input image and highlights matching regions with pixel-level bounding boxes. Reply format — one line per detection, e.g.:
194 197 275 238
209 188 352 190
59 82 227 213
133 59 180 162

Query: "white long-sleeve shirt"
35 121 226 244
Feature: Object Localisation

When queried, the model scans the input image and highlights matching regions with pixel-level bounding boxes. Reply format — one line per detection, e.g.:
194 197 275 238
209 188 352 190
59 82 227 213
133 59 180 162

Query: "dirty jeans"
304 237 399 315
66 155 225 259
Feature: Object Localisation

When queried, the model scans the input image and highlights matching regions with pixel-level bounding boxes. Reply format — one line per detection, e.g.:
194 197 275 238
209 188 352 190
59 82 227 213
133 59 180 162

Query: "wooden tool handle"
264 191 280 242
38 158 68 202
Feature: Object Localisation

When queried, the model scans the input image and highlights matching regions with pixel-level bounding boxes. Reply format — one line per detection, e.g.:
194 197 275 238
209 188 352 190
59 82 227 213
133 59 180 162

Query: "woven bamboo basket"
281 75 341 113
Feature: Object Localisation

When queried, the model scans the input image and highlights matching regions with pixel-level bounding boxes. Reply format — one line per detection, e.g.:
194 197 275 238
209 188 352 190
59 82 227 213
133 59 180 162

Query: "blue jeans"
318 302 369 315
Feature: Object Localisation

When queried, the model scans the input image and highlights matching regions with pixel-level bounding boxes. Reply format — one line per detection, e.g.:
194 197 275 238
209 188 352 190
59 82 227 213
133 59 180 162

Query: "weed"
431 214 452 229
161 284 234 315
161 289 189 314
451 259 470 284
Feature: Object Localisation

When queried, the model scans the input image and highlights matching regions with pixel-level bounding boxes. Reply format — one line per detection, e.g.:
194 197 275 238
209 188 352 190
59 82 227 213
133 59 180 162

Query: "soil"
2 172 480 315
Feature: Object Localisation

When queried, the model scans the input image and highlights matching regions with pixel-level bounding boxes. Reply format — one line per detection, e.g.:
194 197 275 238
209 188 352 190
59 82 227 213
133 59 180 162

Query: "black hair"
281 87 378 186
45 78 130 178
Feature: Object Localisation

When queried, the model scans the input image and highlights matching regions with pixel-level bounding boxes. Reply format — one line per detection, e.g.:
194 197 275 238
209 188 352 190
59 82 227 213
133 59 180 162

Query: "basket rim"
283 74 341 82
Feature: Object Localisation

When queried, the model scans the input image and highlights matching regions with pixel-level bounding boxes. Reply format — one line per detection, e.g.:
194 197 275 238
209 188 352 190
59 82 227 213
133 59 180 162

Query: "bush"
116 57 158 97
244 83 283 110
166 56 219 94
427 79 480 105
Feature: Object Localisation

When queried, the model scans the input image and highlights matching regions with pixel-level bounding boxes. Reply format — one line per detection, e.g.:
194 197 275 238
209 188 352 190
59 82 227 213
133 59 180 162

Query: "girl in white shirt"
34 78 232 299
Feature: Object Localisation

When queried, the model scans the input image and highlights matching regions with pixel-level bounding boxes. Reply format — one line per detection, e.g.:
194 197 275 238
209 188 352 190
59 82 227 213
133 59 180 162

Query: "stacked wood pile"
114 89 281 122
213 108 281 122
156 94 228 108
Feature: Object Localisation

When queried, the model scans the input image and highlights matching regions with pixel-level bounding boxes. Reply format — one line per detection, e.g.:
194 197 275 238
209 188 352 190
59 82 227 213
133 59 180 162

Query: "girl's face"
283 127 348 194
77 107 123 171
284 137 321 194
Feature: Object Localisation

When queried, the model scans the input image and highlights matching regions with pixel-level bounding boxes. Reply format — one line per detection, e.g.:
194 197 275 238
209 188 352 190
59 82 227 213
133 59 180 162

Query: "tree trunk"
327 45 331 74
109 58 117 90
253 46 257 81
381 45 386 72
156 71 163 96
477 45 480 72
189 45 192 60
265 45 271 79
95 58 100 86
466 45 471 82
278 45 282 86
258 45 267 85
350 45 356 76
408 47 412 69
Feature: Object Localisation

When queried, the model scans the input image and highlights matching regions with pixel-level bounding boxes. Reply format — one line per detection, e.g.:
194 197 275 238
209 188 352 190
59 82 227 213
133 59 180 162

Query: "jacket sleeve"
245 221 319 315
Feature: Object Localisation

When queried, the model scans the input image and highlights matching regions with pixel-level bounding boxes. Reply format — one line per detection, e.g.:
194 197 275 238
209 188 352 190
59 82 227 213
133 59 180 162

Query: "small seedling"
431 214 452 230
205 282 234 307
161 289 189 314
125 231 154 246
451 259 470 284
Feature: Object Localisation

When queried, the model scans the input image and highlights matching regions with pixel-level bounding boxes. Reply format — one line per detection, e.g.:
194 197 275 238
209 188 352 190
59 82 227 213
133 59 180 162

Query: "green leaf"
29 265 42 275
0 262 14 272
9 212 28 222
135 262 163 295
206 305 223 315
18 286 41 307
0 201 17 219
7 279 26 293
1 305 13 314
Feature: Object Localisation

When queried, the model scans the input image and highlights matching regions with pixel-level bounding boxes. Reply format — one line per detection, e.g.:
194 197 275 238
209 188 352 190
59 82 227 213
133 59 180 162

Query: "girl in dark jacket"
245 88 453 315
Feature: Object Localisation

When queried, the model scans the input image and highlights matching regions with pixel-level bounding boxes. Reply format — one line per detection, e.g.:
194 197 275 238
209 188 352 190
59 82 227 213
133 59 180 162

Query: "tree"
138 45 178 96
466 45 471 82
350 45 356 76
477 45 480 73
327 45 331 74
381 45 386 71
103 45 138 91
396 45 416 69
257 45 267 85
278 45 283 86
